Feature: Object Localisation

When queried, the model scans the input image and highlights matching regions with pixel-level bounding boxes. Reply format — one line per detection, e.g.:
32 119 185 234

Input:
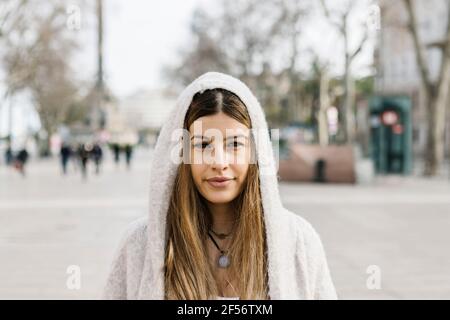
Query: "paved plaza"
0 148 449 299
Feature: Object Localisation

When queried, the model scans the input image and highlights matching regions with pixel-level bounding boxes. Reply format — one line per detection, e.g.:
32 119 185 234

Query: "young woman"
103 72 337 300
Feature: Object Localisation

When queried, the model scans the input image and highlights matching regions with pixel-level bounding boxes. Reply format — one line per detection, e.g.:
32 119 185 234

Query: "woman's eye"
194 142 211 149
193 141 244 150
228 141 244 148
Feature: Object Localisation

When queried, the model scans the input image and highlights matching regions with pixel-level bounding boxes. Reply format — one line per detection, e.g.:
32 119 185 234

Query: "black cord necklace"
210 228 232 239
208 231 231 269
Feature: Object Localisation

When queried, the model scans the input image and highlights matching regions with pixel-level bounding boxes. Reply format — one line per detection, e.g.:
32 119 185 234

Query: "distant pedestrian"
124 144 133 169
112 144 120 166
91 143 103 174
4 144 13 165
14 148 29 177
60 143 72 175
78 143 90 180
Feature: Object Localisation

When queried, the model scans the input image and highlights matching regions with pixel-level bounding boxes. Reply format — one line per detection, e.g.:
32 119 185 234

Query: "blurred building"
113 88 178 146
375 0 450 158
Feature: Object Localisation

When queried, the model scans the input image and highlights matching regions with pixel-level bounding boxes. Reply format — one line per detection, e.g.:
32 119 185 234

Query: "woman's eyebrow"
190 134 248 141
190 135 206 141
225 134 249 140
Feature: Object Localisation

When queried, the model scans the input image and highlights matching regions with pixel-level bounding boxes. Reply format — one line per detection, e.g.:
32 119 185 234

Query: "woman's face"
189 111 251 205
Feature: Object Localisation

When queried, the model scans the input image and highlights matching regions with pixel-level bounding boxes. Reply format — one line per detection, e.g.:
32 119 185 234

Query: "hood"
138 72 290 299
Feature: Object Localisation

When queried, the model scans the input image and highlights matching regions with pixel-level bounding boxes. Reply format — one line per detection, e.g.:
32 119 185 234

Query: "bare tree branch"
319 0 345 34
403 0 433 91
350 24 369 62
435 1 450 90
0 0 28 38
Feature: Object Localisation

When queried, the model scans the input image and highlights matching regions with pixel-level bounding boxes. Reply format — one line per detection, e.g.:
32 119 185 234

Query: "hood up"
103 71 337 300
139 72 289 299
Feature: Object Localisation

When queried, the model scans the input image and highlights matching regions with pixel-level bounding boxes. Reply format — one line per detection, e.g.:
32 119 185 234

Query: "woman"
103 72 337 300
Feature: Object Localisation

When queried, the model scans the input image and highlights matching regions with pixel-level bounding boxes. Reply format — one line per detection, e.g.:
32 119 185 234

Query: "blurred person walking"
14 148 29 177
78 143 90 180
60 143 72 175
92 143 103 174
124 144 133 170
112 144 120 166
4 143 13 166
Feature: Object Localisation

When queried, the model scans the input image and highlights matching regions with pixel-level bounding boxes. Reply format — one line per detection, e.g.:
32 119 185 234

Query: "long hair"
164 88 269 299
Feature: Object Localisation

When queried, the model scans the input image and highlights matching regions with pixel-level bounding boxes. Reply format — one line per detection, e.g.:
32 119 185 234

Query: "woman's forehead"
191 111 246 125
189 113 250 134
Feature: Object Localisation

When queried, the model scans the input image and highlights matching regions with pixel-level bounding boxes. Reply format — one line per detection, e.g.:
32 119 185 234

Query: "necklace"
210 228 232 239
208 231 231 268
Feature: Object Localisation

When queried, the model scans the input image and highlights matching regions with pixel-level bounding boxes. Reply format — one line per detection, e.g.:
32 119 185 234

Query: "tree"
0 0 28 141
314 61 331 146
320 0 370 144
162 8 230 88
0 0 28 38
403 0 450 176
164 0 312 128
165 0 309 86
2 1 87 153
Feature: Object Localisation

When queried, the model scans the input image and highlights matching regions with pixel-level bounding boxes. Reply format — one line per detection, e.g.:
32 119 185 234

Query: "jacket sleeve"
302 221 338 300
101 218 147 300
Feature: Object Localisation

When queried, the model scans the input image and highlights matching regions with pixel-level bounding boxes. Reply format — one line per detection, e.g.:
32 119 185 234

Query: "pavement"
0 147 449 299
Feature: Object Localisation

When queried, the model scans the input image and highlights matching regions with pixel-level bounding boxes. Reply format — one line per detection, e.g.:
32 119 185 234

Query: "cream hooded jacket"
102 72 338 300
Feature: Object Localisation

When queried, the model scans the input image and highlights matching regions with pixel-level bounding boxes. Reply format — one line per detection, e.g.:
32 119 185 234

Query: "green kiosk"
369 95 413 175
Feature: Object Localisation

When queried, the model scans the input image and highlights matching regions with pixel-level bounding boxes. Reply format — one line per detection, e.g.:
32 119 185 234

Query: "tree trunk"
318 70 330 146
342 20 356 145
424 73 449 176
404 0 450 176
424 39 450 175
343 67 356 144
39 114 55 157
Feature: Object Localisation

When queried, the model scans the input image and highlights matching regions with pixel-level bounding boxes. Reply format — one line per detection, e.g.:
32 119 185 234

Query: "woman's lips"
206 177 235 188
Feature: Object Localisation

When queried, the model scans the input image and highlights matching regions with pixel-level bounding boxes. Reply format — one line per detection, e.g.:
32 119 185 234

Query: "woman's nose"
211 143 229 169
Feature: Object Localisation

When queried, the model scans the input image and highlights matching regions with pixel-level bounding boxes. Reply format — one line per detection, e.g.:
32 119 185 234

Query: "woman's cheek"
232 148 250 165
234 164 249 183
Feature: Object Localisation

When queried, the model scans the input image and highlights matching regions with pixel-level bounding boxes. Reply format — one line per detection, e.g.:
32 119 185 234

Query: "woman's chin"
202 192 237 205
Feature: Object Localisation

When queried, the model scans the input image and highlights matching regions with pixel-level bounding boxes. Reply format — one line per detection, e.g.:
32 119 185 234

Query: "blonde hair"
164 89 269 299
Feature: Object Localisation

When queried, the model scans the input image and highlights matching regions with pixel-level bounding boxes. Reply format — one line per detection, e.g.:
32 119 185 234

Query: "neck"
207 202 236 233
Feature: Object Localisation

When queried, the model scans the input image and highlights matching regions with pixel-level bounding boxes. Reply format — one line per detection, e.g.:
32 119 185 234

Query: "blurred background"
0 0 449 299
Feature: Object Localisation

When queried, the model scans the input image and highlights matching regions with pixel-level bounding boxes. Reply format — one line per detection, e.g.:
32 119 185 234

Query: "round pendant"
218 254 230 268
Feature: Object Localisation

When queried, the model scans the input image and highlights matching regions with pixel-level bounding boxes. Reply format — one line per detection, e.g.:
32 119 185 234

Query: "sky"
75 0 204 97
